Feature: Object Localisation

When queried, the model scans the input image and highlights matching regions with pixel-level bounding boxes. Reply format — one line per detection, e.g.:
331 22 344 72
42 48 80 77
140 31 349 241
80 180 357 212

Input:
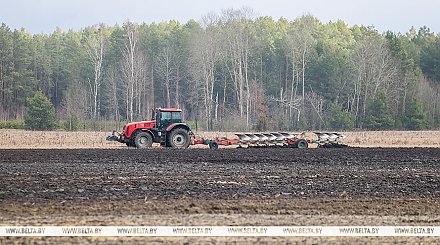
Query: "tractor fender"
166 123 191 132
132 129 154 139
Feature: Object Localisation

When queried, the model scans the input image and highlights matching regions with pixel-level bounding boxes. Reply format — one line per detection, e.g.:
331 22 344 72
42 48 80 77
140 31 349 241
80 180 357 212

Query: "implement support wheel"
209 141 219 150
295 139 308 149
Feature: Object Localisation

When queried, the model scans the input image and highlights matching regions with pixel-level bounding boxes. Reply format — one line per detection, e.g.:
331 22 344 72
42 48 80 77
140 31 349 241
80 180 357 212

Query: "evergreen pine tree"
328 103 354 130
403 98 427 130
364 93 394 130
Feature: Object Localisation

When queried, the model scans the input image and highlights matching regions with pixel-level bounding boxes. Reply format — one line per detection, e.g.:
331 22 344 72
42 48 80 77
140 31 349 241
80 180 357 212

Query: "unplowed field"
1 148 440 244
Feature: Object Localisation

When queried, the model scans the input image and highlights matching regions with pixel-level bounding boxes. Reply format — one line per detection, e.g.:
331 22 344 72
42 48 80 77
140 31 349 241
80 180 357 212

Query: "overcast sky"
1 0 439 34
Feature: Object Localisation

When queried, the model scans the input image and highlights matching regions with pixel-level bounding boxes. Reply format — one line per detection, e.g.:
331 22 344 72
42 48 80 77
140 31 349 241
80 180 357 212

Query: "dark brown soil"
1 148 439 244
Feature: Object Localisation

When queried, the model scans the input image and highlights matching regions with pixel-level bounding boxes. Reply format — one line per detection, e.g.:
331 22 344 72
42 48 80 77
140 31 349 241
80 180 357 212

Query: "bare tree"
154 21 186 110
156 39 173 108
350 36 399 127
285 23 301 122
189 13 220 130
63 80 89 122
417 77 440 124
220 7 256 128
284 15 318 127
82 24 108 122
105 66 120 122
121 21 147 122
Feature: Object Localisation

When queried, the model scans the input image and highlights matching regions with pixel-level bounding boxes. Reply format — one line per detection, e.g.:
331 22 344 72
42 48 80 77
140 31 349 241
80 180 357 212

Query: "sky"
1 0 439 34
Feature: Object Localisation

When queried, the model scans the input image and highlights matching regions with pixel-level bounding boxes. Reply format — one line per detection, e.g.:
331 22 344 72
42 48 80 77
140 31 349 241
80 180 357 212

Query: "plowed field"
1 148 440 244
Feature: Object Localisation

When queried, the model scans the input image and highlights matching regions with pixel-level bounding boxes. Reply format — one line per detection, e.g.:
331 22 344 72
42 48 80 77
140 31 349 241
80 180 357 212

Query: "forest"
0 8 439 131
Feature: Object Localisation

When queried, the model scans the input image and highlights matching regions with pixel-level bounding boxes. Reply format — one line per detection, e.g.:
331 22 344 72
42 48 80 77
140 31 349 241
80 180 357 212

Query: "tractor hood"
122 120 156 138
124 120 156 128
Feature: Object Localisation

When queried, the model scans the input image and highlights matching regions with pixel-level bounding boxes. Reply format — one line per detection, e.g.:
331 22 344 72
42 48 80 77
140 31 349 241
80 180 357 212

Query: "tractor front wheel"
167 128 191 148
133 131 153 149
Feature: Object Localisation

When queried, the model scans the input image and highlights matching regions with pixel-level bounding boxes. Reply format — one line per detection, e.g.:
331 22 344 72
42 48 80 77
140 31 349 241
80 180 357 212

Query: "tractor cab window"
172 112 182 120
158 111 181 129
159 112 172 129
161 112 172 120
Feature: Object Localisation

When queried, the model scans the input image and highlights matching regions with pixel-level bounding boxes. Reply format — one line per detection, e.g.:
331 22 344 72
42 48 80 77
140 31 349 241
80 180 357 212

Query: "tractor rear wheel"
134 131 153 149
167 128 191 148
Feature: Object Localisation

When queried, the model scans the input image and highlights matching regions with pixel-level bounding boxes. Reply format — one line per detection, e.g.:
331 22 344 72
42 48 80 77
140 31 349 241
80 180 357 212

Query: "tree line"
0 8 439 131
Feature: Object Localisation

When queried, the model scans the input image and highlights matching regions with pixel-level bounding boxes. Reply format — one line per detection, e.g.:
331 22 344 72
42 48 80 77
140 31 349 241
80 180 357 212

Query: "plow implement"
192 132 348 150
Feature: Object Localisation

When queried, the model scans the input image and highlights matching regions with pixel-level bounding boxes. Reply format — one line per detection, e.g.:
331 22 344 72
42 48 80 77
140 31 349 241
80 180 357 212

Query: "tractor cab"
154 108 183 131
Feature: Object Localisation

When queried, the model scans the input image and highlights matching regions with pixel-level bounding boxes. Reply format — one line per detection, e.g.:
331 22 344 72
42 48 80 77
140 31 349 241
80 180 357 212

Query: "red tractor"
106 108 192 148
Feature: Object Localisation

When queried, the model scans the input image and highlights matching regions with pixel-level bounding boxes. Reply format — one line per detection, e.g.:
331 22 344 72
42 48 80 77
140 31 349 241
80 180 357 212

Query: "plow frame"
190 132 338 150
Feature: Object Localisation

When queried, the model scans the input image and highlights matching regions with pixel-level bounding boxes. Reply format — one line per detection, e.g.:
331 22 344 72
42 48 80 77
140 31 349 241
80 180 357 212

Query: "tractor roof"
158 108 182 112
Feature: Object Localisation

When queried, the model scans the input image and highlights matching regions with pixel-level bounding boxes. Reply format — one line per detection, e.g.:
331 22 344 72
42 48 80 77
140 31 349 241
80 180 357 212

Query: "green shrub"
0 120 25 129
328 103 354 130
63 113 81 131
24 91 58 130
